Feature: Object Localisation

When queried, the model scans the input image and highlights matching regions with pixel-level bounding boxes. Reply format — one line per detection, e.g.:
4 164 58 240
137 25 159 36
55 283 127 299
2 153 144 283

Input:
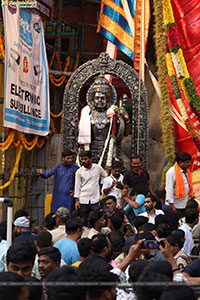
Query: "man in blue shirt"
54 218 82 265
37 149 79 213
123 189 146 216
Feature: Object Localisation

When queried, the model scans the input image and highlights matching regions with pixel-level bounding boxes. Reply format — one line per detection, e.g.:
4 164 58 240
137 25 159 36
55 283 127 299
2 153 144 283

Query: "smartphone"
116 181 123 189
107 208 113 214
142 240 159 250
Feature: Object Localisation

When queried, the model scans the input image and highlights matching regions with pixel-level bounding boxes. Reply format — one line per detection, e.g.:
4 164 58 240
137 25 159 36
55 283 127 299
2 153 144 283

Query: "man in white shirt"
179 208 198 255
48 207 70 244
165 152 193 219
139 195 164 224
74 150 107 225
102 160 124 207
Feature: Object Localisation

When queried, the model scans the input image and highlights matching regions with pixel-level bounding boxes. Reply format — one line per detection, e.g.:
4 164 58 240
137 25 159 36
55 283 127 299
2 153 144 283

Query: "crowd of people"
0 150 199 300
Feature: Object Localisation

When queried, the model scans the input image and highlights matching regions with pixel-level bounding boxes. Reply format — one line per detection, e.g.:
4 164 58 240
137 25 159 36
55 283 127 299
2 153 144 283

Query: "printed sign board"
3 6 50 136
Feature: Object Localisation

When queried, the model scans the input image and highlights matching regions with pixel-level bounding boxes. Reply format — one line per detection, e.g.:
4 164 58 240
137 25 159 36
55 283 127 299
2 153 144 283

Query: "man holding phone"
135 232 167 262
102 161 124 208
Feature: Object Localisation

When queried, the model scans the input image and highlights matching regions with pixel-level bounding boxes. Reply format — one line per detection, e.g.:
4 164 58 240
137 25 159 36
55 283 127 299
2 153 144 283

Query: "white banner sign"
3 6 49 136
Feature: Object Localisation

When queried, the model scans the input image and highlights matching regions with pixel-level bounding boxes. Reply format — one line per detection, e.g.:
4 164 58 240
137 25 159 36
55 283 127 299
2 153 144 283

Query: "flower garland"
0 130 15 151
12 136 21 148
166 54 200 150
105 106 119 170
163 0 200 112
0 144 23 190
72 54 80 72
50 110 63 134
0 35 5 64
49 53 70 87
0 130 47 151
50 110 63 118
50 118 57 134
153 0 175 186
36 136 49 149
19 133 38 151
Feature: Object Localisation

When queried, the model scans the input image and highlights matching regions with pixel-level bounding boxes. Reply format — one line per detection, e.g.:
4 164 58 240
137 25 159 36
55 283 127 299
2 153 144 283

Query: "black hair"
91 233 108 254
38 247 61 264
160 286 197 300
65 218 83 234
46 266 87 300
110 210 124 230
149 194 157 203
0 221 7 240
155 189 166 200
135 231 155 242
133 216 148 231
87 270 119 299
7 240 37 265
176 152 192 163
131 154 142 161
24 276 43 300
71 209 83 219
155 199 162 210
36 230 52 248
102 195 117 203
136 271 171 300
156 223 171 238
155 214 168 228
112 160 122 169
44 213 56 230
14 209 29 220
80 150 92 158
62 149 73 158
129 189 137 197
171 229 185 240
167 234 184 250
77 238 92 257
185 208 199 224
89 210 104 228
129 259 150 282
142 260 173 280
186 199 199 209
0 272 25 300
141 223 156 232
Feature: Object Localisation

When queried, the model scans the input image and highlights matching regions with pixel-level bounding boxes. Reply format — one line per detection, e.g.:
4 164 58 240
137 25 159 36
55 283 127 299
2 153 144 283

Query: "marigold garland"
50 110 63 118
177 49 189 78
163 0 200 112
12 136 21 148
49 53 71 87
36 138 46 149
0 130 14 148
154 0 175 186
72 54 80 72
0 144 23 190
50 118 57 134
19 133 38 151
166 55 200 150
0 35 5 63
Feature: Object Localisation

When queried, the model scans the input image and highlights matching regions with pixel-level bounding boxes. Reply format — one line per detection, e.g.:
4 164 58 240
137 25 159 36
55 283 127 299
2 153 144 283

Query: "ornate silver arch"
62 52 149 168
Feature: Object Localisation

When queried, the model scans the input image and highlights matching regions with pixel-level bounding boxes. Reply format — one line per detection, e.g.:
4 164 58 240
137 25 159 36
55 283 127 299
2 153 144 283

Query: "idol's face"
94 91 107 111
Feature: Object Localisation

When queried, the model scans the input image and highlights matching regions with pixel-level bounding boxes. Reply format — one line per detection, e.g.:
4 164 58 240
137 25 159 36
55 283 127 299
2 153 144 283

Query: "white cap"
14 216 30 228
